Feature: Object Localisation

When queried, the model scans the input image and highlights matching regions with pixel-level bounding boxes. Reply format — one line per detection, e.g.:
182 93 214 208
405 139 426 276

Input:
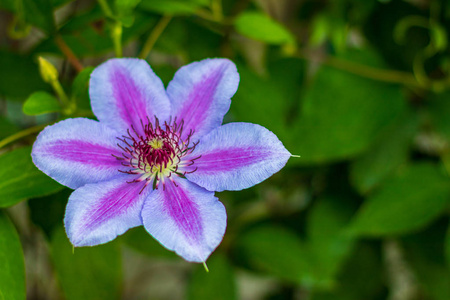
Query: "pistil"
113 117 200 192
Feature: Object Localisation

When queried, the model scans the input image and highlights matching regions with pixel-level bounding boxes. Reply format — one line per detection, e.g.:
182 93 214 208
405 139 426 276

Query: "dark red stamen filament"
113 117 201 192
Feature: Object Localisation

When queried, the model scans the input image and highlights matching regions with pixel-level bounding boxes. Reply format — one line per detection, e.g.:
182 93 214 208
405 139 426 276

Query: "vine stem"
296 50 421 88
139 15 172 59
55 35 84 72
0 124 47 149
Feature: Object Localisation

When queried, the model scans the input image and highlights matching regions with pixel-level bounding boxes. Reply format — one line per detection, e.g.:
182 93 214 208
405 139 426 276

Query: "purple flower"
31 58 291 262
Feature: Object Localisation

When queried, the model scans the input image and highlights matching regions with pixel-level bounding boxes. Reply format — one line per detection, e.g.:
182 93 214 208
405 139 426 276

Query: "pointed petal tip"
185 122 291 192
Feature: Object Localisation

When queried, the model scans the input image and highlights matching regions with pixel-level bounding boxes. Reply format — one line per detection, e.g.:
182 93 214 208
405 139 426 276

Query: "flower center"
114 117 199 192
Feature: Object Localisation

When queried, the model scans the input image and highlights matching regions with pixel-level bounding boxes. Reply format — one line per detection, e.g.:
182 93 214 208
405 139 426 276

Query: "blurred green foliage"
0 0 449 299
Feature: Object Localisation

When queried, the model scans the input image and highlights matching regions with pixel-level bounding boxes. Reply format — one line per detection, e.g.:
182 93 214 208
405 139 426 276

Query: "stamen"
114 116 199 192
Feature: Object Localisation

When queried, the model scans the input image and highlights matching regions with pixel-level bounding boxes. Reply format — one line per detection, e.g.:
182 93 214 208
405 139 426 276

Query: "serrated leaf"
349 163 450 236
0 211 25 300
187 253 236 300
0 147 63 207
23 91 61 115
51 227 122 300
234 12 295 45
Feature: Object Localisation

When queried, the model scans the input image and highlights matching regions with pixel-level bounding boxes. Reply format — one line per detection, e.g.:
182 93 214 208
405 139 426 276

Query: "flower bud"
38 56 59 83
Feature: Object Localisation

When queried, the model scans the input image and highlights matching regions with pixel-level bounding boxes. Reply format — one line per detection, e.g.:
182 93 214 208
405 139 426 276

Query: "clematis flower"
32 58 292 262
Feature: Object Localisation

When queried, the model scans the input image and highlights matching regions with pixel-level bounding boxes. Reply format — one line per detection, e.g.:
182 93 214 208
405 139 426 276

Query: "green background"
0 0 449 299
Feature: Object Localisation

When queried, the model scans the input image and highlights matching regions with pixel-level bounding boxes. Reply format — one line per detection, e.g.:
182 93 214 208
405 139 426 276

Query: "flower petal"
185 123 291 192
32 118 123 189
141 178 226 262
167 58 239 140
90 58 171 135
65 176 148 247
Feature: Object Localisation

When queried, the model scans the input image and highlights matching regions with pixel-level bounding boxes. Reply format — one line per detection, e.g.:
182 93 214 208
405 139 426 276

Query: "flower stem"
211 0 223 22
111 21 123 58
97 0 122 57
97 0 114 18
54 35 84 72
0 124 47 149
50 80 76 115
139 15 172 59
51 80 70 108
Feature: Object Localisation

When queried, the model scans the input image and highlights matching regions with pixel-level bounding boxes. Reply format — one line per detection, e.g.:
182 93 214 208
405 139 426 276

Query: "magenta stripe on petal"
90 58 171 135
32 118 124 189
194 148 270 172
141 179 226 262
110 66 149 131
176 66 225 137
167 59 239 140
65 176 147 247
47 141 121 167
185 122 291 192
165 181 203 243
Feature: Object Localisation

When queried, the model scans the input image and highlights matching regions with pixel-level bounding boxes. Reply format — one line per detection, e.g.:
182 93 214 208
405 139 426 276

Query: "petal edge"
185 123 291 191
141 179 226 262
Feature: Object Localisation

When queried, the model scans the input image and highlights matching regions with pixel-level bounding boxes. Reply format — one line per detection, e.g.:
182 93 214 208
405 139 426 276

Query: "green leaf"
115 0 141 13
15 0 56 33
115 0 141 27
311 242 384 300
350 110 418 194
291 51 406 164
428 91 450 140
120 227 177 259
236 225 313 284
138 0 206 15
71 66 94 110
234 12 295 45
35 10 156 57
0 211 25 300
306 196 355 288
23 91 61 115
0 117 19 139
0 147 63 208
402 222 450 300
187 253 237 300
51 227 122 300
0 50 48 101
446 224 450 268
52 0 75 7
28 188 70 238
349 163 450 236
231 64 290 142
